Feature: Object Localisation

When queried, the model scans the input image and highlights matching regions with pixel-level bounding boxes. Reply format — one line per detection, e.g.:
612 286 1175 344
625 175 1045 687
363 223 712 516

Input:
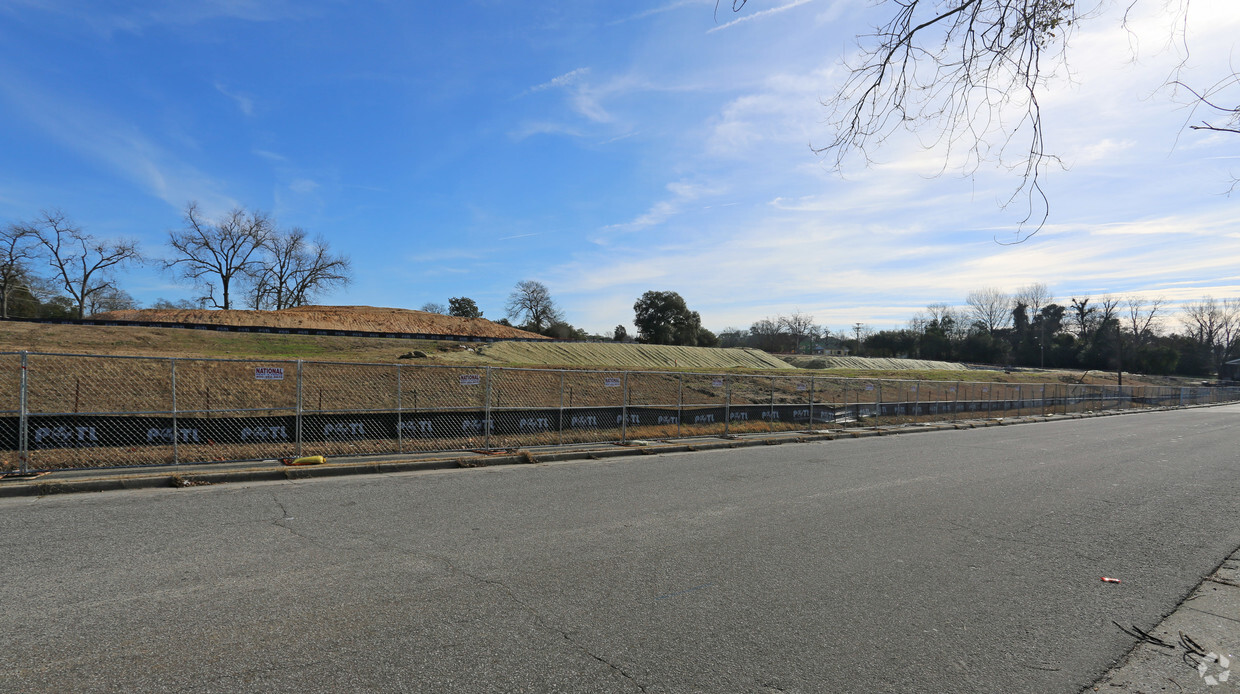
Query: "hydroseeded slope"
478 341 794 370
781 355 969 371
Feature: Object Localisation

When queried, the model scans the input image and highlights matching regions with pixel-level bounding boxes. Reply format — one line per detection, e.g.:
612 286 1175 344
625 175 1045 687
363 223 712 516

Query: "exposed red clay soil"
94 305 548 340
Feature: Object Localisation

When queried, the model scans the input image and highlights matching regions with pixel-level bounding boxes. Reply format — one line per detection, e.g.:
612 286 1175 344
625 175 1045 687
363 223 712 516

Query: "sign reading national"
255 367 285 380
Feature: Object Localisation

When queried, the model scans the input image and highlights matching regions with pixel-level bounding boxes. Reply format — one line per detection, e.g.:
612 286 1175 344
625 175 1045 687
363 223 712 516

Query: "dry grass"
781 355 968 371
475 341 794 370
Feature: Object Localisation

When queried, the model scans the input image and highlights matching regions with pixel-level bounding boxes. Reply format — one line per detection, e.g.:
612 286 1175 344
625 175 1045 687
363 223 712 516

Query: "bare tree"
86 286 138 316
724 1 1234 233
419 302 448 315
1097 295 1121 326
1180 297 1240 374
809 323 829 350
748 317 785 352
504 280 564 333
779 310 815 354
1014 282 1054 366
1125 295 1167 349
0 223 36 319
20 210 141 320
152 297 204 310
165 203 273 310
1069 296 1097 338
1176 74 1240 136
248 229 351 310
965 287 1012 333
924 303 957 325
1014 282 1054 315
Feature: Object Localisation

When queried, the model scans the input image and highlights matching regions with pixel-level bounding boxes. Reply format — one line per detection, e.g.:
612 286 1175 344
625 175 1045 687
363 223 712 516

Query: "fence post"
676 373 683 438
558 371 565 446
769 376 776 431
18 351 28 473
170 358 179 464
621 372 629 443
484 366 493 449
843 381 850 425
913 381 920 419
808 376 815 431
875 381 882 421
953 383 959 421
396 365 403 454
724 375 731 437
295 360 304 457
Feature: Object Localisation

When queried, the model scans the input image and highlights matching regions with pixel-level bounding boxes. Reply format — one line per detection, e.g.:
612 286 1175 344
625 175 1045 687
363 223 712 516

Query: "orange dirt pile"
94 305 548 340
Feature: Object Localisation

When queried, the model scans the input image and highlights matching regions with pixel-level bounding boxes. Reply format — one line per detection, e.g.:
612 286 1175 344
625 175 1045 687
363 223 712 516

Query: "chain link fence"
2 351 1237 473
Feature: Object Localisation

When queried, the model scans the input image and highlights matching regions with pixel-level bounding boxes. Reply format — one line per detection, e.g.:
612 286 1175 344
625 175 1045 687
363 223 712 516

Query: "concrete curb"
0 403 1220 499
1089 546 1240 691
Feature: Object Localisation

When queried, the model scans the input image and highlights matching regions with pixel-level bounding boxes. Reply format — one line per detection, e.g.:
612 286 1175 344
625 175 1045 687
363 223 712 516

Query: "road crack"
430 553 650 693
268 492 319 545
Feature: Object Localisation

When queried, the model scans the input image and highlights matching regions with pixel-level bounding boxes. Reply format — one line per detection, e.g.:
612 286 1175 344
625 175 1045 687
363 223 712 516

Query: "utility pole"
1040 317 1045 369
1115 320 1123 387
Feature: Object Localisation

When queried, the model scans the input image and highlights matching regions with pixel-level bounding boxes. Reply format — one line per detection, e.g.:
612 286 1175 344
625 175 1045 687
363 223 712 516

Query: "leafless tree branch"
20 210 141 320
165 202 273 310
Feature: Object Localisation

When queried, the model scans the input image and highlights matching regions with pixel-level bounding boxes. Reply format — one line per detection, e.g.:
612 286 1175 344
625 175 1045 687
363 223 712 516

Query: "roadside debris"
1112 621 1175 649
1101 576 1122 583
281 455 326 466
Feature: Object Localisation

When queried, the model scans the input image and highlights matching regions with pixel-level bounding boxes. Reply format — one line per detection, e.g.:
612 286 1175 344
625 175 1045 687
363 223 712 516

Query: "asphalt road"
2 406 1239 693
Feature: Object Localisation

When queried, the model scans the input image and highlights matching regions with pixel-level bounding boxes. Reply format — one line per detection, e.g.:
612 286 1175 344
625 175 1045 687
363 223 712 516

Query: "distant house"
811 337 850 356
1223 358 1240 381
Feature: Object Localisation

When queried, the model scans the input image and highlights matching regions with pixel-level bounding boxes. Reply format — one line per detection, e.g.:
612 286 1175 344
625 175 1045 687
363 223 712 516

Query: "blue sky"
1 0 1238 337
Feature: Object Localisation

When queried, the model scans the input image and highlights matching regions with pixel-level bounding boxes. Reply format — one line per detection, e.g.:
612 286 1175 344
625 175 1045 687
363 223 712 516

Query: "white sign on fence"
255 367 284 380
460 374 481 386
604 377 621 388
712 379 724 387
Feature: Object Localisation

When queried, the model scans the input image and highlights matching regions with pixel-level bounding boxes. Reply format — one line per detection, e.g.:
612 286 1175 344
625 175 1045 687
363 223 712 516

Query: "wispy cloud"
707 0 814 33
519 67 617 126
510 121 585 140
608 0 711 25
528 67 590 94
288 178 319 194
0 67 236 213
214 81 254 116
253 149 287 162
6 0 318 36
602 180 724 233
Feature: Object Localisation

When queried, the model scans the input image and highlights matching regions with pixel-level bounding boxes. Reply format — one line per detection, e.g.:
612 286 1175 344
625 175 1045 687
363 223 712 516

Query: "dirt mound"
95 305 547 340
